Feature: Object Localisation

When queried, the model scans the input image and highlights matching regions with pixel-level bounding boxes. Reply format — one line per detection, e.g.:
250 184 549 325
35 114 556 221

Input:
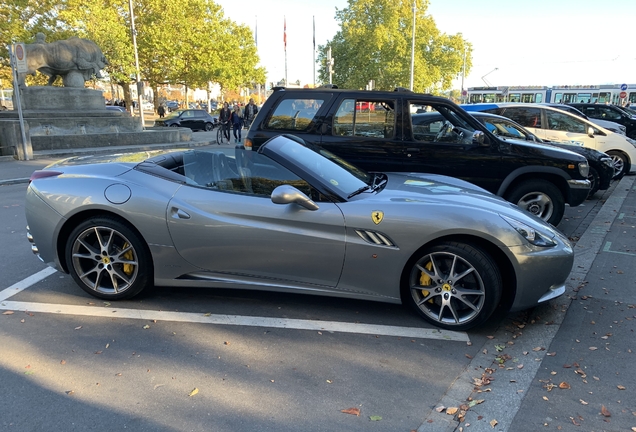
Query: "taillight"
29 170 63 183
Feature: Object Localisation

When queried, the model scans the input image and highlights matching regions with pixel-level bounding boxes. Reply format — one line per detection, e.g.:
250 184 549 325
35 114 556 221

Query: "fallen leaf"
74 326 82 330
24 371 34 375
66 390 74 395
589 346 598 351
94 351 102 354
490 419 498 427
369 416 382 421
60 360 66 365
435 405 446 413
465 354 473 359
601 405 611 417
486 335 494 339
447 407 459 415
326 380 332 384
2 311 14 315
468 399 484 407
617 385 626 390
580 399 589 405
532 347 544 352
543 396 549 401
559 382 571 389
546 352 556 356
341 407 360 416
204 312 211 316
142 325 150 329
224 341 230 345
188 388 199 397
517 364 524 369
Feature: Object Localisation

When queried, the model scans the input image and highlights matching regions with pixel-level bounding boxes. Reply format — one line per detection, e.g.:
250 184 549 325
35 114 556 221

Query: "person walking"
243 98 259 129
157 104 165 118
230 105 244 143
218 102 231 142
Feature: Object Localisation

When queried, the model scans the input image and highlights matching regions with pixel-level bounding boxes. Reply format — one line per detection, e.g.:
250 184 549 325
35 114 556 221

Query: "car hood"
498 137 585 161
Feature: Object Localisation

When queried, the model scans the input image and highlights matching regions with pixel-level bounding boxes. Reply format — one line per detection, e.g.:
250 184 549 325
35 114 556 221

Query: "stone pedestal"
0 86 192 159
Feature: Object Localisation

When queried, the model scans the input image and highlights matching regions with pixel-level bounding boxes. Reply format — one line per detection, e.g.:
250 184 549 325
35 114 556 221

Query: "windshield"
164 110 184 119
262 136 371 198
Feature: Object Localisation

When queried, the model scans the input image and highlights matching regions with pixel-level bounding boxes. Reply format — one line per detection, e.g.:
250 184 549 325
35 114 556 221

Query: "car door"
401 98 503 193
540 109 597 148
317 96 405 173
166 150 346 288
178 110 196 129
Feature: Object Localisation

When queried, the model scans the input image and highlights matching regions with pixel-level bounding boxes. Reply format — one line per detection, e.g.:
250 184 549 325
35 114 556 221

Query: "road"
0 171 618 431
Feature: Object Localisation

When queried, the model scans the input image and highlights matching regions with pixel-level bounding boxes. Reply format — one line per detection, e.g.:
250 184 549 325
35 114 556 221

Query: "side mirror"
472 130 487 146
271 185 319 211
587 126 595 137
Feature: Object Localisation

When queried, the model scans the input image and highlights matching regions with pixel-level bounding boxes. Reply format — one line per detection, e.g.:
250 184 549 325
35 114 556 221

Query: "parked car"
106 105 130 115
462 103 636 178
25 134 574 330
469 111 614 197
542 103 626 135
569 103 636 139
245 87 591 225
166 101 180 112
154 109 216 131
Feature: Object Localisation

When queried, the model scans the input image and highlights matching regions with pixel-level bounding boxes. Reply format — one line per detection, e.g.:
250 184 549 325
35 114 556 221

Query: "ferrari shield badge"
371 210 384 225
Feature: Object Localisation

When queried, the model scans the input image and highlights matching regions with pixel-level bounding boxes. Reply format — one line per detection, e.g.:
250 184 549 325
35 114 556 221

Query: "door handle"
170 207 191 219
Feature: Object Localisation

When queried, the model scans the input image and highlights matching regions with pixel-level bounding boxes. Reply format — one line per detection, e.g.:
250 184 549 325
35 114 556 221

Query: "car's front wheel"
505 179 565 225
587 166 600 198
404 242 502 331
606 150 628 179
65 217 153 300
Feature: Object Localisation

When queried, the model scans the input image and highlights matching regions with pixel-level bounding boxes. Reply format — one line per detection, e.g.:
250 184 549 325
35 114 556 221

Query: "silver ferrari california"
25 134 573 330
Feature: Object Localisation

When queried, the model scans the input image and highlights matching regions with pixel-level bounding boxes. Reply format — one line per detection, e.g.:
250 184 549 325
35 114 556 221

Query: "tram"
466 84 636 105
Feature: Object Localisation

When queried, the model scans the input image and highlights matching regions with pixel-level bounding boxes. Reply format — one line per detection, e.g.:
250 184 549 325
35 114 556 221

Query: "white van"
462 103 636 177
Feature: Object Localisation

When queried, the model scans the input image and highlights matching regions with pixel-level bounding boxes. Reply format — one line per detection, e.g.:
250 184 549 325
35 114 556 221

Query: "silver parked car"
25 135 573 330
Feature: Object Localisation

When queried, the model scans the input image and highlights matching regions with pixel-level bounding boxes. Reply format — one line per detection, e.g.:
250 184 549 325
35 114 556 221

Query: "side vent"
355 229 397 248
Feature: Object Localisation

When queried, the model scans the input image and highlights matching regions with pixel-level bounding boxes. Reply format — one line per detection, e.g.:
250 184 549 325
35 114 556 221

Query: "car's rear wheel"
606 150 628 179
169 123 178 128
65 217 153 300
404 242 502 331
587 166 600 198
505 180 564 225
204 122 213 131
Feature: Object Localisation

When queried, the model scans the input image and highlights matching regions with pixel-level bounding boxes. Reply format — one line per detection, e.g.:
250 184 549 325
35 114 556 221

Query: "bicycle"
216 121 230 145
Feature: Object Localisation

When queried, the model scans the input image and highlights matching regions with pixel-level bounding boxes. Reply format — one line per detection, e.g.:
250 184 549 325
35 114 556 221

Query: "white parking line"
0 269 469 341
0 267 57 302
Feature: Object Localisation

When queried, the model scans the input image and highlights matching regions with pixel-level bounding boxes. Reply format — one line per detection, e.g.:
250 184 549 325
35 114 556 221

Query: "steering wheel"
435 121 454 141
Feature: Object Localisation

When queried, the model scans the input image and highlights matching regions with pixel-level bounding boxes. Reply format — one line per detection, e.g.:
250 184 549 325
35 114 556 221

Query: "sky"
217 0 636 91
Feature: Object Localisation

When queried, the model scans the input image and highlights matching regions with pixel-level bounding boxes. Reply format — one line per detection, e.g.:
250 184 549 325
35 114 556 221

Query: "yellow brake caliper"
420 261 434 302
122 242 134 276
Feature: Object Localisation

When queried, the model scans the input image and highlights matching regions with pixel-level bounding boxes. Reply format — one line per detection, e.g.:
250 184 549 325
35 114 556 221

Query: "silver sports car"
25 134 573 330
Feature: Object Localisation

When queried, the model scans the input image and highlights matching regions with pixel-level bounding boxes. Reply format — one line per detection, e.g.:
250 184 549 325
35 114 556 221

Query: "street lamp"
409 1 416 91
481 67 498 87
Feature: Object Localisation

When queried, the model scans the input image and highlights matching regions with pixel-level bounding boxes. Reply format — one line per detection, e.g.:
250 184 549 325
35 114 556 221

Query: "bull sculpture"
18 34 108 88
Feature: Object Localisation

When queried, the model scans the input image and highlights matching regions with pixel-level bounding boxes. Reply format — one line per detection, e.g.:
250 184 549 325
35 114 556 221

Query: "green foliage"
0 0 264 96
318 0 471 94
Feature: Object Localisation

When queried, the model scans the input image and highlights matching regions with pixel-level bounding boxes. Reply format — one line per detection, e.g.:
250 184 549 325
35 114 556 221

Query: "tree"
317 0 471 94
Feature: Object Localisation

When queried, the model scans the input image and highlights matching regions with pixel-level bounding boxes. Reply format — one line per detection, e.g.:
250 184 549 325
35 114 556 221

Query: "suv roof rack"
320 84 338 89
394 87 413 93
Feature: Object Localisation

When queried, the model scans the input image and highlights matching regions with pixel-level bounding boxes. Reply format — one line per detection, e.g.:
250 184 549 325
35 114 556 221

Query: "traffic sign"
620 91 627 98
620 83 628 91
14 43 27 73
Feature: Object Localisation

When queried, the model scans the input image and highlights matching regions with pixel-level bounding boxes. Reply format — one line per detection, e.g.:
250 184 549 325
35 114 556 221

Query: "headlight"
578 161 589 178
500 214 557 247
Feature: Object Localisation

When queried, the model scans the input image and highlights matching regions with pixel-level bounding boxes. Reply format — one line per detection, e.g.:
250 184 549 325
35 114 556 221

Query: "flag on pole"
284 16 287 51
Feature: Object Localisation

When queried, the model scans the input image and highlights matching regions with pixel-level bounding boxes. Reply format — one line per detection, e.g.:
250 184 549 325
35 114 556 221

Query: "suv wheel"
505 180 565 225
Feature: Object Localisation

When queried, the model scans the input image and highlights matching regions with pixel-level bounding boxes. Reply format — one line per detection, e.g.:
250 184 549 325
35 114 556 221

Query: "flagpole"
313 16 316 87
284 16 288 87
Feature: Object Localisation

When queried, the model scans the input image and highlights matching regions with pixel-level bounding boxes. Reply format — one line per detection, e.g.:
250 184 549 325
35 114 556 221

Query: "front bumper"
566 178 591 207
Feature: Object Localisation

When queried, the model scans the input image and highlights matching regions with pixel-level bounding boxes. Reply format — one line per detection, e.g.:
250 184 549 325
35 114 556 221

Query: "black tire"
606 150 628 179
403 241 502 331
204 122 213 132
587 166 600 198
169 123 178 128
65 217 153 300
216 127 225 144
505 179 565 225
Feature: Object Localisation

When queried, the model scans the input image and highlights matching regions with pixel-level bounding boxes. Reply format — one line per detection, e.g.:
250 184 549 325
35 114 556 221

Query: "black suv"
569 103 636 139
246 87 590 225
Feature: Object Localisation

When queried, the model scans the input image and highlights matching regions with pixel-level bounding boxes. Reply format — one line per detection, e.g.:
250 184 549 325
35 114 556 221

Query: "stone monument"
0 34 192 160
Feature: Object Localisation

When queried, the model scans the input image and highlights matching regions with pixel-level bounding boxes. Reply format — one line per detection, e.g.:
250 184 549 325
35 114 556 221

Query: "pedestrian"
230 104 244 143
157 104 165 118
219 102 231 142
243 98 259 129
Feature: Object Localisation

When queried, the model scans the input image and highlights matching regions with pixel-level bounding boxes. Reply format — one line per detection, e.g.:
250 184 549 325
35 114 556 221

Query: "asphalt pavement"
1 133 635 431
